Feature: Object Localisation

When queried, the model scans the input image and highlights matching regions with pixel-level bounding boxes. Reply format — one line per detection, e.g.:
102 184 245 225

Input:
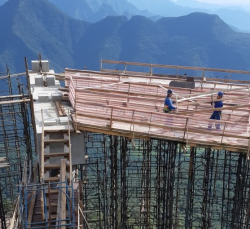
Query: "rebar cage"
0 72 34 228
78 132 250 228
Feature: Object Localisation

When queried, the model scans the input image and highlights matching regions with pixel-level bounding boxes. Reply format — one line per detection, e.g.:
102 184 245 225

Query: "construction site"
1 56 250 228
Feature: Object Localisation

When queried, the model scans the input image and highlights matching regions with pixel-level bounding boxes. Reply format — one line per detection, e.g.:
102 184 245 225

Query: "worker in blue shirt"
164 89 176 113
208 91 223 130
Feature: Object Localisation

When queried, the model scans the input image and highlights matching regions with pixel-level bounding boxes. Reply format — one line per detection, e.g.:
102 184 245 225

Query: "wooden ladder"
40 109 72 225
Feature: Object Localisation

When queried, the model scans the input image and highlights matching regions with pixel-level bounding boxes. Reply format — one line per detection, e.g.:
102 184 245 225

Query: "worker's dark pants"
208 112 221 130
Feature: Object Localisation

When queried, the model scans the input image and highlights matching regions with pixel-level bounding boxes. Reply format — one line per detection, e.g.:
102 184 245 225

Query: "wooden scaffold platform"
61 60 250 156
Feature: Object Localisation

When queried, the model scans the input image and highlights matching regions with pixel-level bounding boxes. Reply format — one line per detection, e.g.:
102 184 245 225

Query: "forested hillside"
0 0 250 78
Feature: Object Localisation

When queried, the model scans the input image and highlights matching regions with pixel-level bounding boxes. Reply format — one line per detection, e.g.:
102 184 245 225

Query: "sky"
131 0 250 10
193 0 250 6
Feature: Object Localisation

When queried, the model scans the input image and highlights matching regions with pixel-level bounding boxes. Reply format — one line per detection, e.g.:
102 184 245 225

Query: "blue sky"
129 0 250 9
194 0 250 4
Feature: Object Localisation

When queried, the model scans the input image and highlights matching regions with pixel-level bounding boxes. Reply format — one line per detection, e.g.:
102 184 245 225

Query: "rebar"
77 133 250 228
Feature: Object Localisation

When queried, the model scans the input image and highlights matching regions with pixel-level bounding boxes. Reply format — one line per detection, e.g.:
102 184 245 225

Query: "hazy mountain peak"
46 0 152 23
127 0 250 32
0 0 250 76
0 0 90 72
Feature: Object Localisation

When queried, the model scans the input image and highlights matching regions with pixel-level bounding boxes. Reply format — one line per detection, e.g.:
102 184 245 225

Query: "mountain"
76 13 250 74
215 9 250 33
1 0 250 80
0 0 90 74
128 0 250 33
47 0 153 22
2 0 250 32
47 0 95 21
0 0 154 22
128 0 194 16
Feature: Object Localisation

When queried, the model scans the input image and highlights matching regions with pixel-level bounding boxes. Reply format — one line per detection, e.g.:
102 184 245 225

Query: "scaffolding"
77 133 250 228
66 67 250 153
4 58 250 228
17 181 75 228
64 59 250 228
0 69 34 227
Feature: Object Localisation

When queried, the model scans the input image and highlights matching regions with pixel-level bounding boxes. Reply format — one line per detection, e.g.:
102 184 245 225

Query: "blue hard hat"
218 91 223 97
167 89 173 94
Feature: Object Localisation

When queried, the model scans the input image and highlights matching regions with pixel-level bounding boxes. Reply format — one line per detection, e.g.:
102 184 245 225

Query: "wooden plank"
41 110 45 180
22 160 27 184
0 94 29 100
74 113 247 140
58 88 69 92
62 95 69 101
0 163 10 168
74 123 247 151
66 67 250 94
101 59 250 77
67 73 247 104
40 109 45 220
74 80 127 92
67 113 73 186
8 196 19 229
72 112 247 149
0 157 6 162
55 101 63 116
44 163 70 169
44 139 69 144
53 100 68 117
65 66 250 153
178 104 248 115
66 67 250 87
177 87 249 102
44 125 74 132
45 189 59 194
74 104 237 125
44 177 60 182
59 102 67 116
57 159 67 228
0 72 26 80
48 184 52 228
72 88 250 117
44 152 70 158
27 186 37 228
0 99 30 105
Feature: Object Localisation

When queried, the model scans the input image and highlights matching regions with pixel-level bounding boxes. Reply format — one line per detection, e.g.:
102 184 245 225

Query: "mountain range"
1 0 250 32
129 0 250 32
0 0 250 80
47 0 153 22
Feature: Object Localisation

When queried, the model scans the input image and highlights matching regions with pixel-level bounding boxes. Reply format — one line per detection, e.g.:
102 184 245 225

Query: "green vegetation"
0 0 250 80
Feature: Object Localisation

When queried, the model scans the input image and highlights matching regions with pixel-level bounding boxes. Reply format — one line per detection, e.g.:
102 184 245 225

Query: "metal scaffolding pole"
77 132 250 228
0 184 7 229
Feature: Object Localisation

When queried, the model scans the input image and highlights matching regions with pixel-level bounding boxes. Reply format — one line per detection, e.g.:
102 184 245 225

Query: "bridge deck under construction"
62 60 250 154
3 58 250 228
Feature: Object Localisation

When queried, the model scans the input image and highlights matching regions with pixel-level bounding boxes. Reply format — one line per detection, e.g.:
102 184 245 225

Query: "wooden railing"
101 59 250 83
70 100 249 151
67 70 250 153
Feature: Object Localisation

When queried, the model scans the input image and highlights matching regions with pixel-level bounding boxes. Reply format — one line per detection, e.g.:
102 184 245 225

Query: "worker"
208 91 223 130
164 89 176 113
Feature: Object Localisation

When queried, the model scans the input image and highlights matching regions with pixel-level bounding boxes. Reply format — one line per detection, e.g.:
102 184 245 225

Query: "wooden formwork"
64 63 250 154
